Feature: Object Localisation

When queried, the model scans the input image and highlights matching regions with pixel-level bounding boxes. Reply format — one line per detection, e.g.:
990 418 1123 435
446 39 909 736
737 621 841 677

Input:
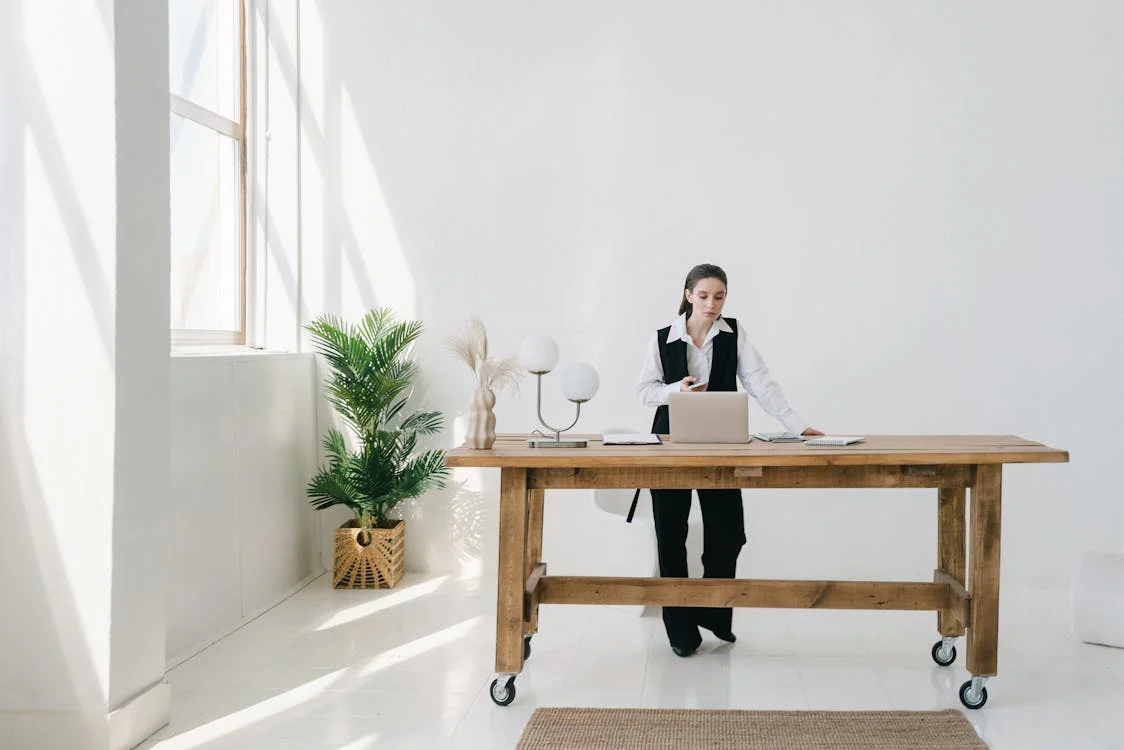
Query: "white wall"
111 0 173 720
167 353 320 664
1 0 118 732
0 1 171 748
269 1 1124 587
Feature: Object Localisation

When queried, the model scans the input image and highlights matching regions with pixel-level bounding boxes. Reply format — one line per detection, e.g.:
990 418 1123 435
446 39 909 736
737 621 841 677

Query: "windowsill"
171 345 310 360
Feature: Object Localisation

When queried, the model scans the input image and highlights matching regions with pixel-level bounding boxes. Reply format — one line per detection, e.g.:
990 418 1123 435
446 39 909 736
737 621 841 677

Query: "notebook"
753 432 804 443
602 433 661 445
803 436 865 446
668 392 750 443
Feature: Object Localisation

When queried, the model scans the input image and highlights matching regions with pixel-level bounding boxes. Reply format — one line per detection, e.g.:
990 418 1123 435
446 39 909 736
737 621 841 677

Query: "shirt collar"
666 313 733 344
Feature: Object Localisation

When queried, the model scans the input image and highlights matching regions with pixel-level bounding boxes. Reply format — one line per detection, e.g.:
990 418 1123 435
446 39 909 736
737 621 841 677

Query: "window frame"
169 0 249 347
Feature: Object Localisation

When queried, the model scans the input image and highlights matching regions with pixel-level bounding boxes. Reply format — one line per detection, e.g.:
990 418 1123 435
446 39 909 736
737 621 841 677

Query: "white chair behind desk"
1073 549 1124 649
593 428 654 524
590 427 704 617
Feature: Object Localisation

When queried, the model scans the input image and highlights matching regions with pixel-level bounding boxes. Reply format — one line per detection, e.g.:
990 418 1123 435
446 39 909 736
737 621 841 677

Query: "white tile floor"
139 573 1124 749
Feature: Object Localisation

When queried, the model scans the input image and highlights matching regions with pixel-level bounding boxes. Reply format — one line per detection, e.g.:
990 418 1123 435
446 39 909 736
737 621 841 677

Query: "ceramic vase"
465 385 497 449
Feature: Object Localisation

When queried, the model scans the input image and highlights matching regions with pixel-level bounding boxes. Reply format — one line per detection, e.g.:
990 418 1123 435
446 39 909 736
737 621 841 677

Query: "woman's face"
685 277 727 322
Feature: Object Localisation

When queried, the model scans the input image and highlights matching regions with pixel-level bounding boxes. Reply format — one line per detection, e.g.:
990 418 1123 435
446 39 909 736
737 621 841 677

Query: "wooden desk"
445 434 1068 708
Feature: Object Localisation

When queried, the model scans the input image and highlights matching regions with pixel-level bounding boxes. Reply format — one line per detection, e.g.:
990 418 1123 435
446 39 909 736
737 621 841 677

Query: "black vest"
650 317 738 433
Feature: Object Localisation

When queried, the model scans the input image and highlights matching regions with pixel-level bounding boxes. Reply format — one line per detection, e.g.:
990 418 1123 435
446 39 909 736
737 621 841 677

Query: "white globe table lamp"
518 336 599 448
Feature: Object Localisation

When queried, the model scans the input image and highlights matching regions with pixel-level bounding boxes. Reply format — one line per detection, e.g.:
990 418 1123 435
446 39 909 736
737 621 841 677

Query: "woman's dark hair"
678 264 728 317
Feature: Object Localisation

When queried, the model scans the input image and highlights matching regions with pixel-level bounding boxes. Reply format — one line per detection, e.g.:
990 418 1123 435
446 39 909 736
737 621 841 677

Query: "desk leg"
966 465 1002 678
937 487 967 637
496 468 528 675
525 489 545 636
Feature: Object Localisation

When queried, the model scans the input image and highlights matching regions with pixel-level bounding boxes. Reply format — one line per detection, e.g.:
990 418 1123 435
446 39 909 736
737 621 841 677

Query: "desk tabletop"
445 434 1069 468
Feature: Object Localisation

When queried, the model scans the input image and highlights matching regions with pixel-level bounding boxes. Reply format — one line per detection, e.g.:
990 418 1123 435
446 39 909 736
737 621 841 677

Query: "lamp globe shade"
519 335 559 374
560 362 599 403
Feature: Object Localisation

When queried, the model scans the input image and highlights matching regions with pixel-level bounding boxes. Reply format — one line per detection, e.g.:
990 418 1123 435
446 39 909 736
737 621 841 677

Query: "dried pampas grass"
446 316 522 394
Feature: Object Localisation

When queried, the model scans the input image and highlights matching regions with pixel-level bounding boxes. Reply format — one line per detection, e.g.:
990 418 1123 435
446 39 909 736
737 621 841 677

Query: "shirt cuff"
663 382 680 402
779 412 809 436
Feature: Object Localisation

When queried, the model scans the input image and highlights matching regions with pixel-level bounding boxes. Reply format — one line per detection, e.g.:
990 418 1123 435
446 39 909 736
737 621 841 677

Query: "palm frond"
307 316 362 368
382 397 409 425
307 458 364 514
351 437 396 500
394 450 450 501
356 307 394 347
384 359 416 383
368 320 423 374
399 410 443 435
392 431 418 474
321 428 350 463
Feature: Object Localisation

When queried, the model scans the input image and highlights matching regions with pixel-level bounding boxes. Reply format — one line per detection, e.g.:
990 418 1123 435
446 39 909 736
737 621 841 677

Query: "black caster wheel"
490 676 516 706
523 635 532 661
959 679 988 709
931 640 957 667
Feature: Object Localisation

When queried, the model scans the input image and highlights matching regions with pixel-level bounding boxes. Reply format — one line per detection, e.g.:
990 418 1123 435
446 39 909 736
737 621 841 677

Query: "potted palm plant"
306 308 449 588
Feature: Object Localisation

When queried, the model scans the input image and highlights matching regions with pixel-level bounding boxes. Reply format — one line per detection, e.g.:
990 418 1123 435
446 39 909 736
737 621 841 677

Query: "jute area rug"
516 708 987 750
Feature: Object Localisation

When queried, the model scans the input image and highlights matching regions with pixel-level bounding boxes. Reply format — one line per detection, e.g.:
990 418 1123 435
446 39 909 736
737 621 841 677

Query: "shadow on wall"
398 479 489 575
401 360 490 574
0 0 110 733
259 0 413 329
0 437 105 725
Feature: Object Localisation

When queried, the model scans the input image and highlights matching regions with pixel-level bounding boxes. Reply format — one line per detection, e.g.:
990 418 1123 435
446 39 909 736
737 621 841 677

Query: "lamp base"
527 437 588 448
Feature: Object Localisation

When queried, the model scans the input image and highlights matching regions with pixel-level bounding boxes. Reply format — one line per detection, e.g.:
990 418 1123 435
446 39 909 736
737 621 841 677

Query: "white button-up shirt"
636 314 808 435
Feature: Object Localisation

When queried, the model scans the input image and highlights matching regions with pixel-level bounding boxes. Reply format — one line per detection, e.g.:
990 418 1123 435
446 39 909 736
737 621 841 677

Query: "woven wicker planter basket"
333 519 405 589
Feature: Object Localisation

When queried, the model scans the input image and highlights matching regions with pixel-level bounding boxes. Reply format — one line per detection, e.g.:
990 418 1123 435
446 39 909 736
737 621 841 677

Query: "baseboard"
167 571 325 668
0 711 109 750
0 681 171 750
108 680 170 750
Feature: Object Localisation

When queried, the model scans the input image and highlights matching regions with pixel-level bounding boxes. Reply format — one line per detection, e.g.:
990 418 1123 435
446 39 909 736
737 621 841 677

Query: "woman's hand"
679 376 708 392
801 427 824 436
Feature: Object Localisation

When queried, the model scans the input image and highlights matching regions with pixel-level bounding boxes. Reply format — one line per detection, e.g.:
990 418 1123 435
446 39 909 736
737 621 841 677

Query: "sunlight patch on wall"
23 0 114 232
295 0 326 326
340 87 415 320
22 124 116 700
452 415 467 451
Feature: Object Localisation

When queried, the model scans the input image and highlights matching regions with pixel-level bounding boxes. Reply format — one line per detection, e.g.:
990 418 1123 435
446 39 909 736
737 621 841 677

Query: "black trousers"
651 488 746 649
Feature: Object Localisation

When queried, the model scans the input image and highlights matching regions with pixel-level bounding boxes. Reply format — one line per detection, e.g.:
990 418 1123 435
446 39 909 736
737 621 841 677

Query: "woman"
636 263 822 657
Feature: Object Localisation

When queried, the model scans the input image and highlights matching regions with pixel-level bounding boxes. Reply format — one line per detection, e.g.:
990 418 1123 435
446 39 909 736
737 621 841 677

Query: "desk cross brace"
521 572 971 619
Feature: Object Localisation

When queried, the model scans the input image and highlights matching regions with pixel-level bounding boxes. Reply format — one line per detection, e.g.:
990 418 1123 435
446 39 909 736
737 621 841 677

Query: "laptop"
668 391 750 443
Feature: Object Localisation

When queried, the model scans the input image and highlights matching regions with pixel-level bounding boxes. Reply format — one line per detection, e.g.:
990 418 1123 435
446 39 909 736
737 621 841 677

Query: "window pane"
170 114 242 332
169 0 241 121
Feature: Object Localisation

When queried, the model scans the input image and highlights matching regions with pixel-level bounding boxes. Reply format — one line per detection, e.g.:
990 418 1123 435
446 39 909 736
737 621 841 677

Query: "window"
169 0 247 344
